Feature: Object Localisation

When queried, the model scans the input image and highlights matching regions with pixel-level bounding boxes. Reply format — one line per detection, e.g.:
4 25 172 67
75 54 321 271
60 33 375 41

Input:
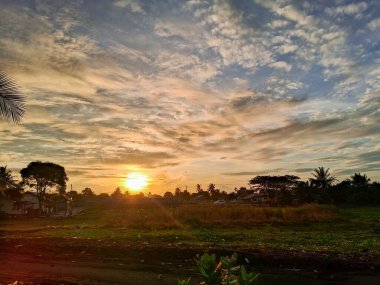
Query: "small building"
0 191 39 215
238 192 270 204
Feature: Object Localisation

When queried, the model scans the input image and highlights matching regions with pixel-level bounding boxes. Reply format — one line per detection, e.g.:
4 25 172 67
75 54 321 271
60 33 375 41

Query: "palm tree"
0 166 22 198
350 173 370 187
309 167 336 189
0 72 25 123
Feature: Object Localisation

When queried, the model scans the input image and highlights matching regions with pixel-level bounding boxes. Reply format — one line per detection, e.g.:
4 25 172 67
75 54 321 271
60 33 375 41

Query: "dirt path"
0 253 192 285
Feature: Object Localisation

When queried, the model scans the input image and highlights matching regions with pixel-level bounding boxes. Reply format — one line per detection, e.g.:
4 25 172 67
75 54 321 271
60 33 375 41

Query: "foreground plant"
178 253 259 285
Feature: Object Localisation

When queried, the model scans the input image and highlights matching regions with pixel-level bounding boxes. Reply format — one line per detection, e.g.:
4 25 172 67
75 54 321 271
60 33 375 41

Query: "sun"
125 172 149 192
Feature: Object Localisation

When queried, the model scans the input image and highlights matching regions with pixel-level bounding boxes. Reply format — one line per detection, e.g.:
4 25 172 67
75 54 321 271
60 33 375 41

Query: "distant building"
0 191 39 215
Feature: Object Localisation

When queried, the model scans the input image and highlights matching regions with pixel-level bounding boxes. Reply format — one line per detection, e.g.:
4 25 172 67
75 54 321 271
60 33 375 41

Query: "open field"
0 204 380 284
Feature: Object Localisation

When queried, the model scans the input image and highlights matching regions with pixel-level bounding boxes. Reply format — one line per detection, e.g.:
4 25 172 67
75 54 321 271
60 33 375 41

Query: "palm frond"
0 72 25 123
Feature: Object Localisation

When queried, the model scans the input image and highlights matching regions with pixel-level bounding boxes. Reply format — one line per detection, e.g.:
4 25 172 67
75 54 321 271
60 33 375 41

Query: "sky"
0 0 380 194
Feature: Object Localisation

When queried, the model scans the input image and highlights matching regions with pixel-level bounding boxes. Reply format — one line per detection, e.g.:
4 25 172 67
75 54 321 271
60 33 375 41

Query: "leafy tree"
0 166 16 193
249 175 300 204
350 173 370 187
174 187 181 196
207 183 216 193
97 193 110 199
0 72 25 123
110 187 124 199
0 166 23 199
196 184 202 193
82 187 95 198
163 191 174 199
20 161 68 213
309 167 336 189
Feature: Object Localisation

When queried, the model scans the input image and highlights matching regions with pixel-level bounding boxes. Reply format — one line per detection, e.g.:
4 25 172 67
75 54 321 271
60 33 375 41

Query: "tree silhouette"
0 166 22 198
0 72 25 123
82 187 96 198
350 173 370 187
309 167 336 189
20 161 68 214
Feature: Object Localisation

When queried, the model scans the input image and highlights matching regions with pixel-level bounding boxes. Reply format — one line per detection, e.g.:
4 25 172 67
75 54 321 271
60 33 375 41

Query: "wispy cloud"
1 0 380 193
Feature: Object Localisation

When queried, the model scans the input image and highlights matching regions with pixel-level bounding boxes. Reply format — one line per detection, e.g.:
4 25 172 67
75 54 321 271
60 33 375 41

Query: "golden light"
125 172 149 191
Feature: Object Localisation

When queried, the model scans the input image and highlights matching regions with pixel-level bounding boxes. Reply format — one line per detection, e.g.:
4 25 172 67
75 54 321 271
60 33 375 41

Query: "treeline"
1 162 380 207
157 167 380 206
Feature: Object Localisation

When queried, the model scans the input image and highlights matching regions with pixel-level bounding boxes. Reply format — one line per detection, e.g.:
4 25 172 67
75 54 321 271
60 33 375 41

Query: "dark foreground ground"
0 205 379 284
0 237 379 285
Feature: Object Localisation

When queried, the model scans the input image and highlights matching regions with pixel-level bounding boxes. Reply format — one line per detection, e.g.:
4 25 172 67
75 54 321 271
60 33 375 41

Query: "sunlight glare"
125 172 149 191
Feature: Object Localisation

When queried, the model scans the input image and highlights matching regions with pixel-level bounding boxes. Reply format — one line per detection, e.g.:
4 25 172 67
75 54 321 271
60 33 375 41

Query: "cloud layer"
0 0 379 193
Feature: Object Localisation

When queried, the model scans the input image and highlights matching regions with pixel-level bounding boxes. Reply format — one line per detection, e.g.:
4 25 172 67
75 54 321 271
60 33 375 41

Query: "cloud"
114 0 144 13
1 0 380 192
270 61 292 72
368 18 380 30
325 2 368 17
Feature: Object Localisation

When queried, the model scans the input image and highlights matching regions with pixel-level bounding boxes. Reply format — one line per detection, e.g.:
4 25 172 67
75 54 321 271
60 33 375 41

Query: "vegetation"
0 205 379 256
20 161 68 213
309 167 336 189
178 253 259 285
0 72 25 123
0 166 23 199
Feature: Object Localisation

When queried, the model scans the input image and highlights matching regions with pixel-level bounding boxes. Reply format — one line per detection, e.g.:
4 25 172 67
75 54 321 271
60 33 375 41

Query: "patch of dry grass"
95 203 337 229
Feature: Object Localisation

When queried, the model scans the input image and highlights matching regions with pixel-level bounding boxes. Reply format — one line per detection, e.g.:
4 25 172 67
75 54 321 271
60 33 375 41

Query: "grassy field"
1 204 379 255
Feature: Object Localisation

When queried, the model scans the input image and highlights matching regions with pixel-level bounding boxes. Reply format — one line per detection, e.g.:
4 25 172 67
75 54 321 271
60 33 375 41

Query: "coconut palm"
309 167 336 189
350 173 371 187
0 72 25 123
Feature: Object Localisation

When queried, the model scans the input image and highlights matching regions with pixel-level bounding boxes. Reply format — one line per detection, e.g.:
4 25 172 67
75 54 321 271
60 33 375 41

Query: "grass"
0 204 379 255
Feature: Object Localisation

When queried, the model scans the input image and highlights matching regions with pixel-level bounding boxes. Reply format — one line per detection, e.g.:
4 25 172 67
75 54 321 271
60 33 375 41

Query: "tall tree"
249 175 300 193
20 161 68 213
0 72 25 123
0 166 22 198
309 167 336 189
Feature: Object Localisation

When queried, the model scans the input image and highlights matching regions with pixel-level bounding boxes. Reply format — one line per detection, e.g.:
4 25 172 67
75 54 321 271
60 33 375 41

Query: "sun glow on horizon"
125 172 149 192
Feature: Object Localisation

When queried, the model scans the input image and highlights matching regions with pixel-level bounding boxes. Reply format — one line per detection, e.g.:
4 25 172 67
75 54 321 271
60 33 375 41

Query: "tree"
111 187 124 199
249 175 300 204
0 72 25 123
249 175 300 192
196 184 202 193
20 161 68 213
174 187 181 196
350 173 370 187
0 166 23 199
309 167 336 189
163 191 174 199
97 193 110 199
82 187 95 198
0 166 16 193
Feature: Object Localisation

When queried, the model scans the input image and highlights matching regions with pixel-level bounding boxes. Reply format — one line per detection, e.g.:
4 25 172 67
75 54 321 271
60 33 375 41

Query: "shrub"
178 253 259 285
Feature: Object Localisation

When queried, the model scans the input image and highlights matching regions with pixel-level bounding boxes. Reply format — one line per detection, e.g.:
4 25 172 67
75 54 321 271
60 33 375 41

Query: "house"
0 191 39 215
238 191 270 204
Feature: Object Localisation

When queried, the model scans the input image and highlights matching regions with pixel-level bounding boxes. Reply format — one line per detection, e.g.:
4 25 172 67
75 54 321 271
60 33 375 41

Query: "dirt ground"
0 237 380 285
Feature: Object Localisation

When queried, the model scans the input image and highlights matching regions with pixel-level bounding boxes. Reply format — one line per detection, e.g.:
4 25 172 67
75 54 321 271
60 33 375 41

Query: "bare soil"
0 237 379 285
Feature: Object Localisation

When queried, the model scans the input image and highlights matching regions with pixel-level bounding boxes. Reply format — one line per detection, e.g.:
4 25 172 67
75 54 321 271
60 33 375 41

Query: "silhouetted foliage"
309 167 336 189
111 187 125 199
0 72 25 123
20 161 68 213
0 166 23 199
82 187 96 198
351 173 371 187
163 191 174 199
249 175 300 204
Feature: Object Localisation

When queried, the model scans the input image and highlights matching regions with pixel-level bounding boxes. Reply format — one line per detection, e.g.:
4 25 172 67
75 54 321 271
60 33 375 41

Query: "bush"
178 253 259 285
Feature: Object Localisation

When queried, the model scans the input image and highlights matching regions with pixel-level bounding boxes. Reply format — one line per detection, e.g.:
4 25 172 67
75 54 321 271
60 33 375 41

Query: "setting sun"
125 172 149 192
